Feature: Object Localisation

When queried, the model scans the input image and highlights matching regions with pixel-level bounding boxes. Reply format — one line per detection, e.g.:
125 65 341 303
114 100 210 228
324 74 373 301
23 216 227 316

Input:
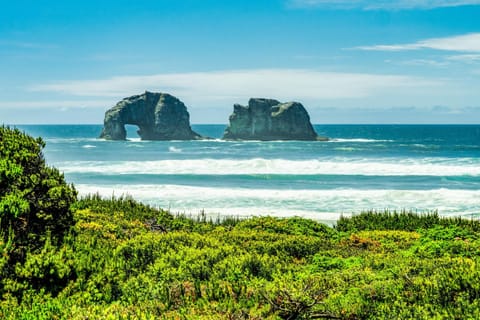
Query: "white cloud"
289 0 480 10
356 33 480 52
29 69 440 106
447 54 480 63
400 59 450 67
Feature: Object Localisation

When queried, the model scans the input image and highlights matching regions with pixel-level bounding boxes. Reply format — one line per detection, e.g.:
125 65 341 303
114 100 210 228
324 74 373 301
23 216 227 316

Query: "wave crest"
59 158 480 177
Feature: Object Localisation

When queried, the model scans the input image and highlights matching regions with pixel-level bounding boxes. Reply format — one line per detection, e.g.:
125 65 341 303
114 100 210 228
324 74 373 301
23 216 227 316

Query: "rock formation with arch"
100 91 201 140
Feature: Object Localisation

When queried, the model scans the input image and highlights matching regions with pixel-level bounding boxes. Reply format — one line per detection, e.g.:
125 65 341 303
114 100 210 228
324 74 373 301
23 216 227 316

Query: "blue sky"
1 0 480 124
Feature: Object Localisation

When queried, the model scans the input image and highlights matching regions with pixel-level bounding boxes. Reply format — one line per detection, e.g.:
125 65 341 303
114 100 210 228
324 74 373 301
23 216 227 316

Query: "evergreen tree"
0 126 77 252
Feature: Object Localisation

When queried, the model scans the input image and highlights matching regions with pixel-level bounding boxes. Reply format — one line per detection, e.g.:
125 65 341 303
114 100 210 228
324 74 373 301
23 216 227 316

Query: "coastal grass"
2 196 480 319
336 209 480 233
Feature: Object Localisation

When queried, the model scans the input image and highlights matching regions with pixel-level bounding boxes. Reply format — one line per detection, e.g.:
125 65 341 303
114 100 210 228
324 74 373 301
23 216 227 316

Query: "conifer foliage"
0 126 77 251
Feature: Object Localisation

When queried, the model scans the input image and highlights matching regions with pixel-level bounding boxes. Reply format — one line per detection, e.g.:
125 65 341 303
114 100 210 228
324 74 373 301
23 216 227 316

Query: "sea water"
16 124 480 223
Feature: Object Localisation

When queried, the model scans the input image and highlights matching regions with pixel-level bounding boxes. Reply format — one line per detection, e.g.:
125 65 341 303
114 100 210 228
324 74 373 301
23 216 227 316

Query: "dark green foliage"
73 193 166 223
0 126 77 251
262 276 338 320
336 210 480 233
234 216 334 237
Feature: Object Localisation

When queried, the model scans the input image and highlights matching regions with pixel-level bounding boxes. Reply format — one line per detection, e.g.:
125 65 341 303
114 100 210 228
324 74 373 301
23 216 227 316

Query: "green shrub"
0 126 77 252
234 216 333 237
336 210 480 233
74 193 166 223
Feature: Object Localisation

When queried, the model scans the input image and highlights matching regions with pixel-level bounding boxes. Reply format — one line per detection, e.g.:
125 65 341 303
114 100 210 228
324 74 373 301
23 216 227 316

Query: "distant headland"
100 91 328 141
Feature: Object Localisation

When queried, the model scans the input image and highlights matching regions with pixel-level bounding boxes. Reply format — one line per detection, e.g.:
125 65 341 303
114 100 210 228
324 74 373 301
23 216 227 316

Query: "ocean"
16 124 480 224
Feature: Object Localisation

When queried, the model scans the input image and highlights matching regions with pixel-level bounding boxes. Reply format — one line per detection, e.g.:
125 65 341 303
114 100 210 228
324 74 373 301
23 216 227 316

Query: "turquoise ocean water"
16 124 480 223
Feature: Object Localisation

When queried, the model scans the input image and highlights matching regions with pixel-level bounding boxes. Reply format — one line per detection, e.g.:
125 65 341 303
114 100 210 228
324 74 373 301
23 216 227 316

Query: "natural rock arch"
100 91 201 140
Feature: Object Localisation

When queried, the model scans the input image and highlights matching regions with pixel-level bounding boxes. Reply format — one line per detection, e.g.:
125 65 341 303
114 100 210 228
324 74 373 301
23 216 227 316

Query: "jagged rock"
100 91 201 140
223 98 328 141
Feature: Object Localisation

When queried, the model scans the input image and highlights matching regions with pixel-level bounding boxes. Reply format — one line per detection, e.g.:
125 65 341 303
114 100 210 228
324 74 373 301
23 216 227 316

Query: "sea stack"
100 91 202 140
223 98 328 141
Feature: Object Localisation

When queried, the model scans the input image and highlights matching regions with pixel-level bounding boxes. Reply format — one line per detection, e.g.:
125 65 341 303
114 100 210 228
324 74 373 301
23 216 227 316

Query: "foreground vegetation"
2 126 480 319
3 197 480 319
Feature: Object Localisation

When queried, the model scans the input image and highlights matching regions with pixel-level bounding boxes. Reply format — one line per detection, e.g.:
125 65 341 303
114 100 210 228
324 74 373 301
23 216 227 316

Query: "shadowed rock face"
223 98 327 141
100 92 201 140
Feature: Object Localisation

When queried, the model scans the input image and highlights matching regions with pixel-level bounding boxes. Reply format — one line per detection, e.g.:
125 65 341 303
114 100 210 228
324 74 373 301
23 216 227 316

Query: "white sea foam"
76 184 480 220
59 157 480 176
47 138 101 143
331 138 394 143
82 144 96 149
168 146 182 153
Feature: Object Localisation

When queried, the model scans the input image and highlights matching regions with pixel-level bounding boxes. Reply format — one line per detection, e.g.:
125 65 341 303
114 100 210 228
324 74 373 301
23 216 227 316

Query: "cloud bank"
356 33 480 52
29 69 439 106
290 0 480 10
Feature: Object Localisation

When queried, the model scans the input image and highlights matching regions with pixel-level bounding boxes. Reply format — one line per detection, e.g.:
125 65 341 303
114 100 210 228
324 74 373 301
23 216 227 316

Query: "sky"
1 0 480 124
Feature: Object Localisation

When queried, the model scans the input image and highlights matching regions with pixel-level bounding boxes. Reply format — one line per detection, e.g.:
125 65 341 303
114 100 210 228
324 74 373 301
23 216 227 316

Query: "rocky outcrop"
223 98 328 141
100 91 201 140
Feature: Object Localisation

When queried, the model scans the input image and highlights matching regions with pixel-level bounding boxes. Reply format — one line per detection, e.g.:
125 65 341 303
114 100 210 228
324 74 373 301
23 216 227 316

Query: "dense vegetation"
2 126 480 319
0 126 76 249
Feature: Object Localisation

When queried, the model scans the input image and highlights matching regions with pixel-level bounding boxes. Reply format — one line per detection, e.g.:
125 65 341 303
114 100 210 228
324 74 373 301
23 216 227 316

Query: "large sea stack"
100 91 201 140
223 98 328 141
